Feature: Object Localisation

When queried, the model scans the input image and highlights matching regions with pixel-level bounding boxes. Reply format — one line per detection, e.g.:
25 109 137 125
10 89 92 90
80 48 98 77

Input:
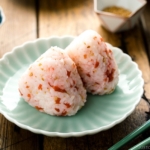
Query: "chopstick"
129 137 150 150
108 119 150 150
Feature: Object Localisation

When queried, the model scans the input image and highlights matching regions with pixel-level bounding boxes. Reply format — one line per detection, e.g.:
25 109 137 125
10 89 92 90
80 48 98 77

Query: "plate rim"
0 36 144 137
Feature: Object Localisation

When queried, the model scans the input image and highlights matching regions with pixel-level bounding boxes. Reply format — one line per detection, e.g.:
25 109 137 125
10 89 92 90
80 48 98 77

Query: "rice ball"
18 46 87 116
66 30 119 95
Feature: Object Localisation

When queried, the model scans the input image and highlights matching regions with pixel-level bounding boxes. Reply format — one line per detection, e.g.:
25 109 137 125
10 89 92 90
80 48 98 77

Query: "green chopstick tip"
108 120 150 150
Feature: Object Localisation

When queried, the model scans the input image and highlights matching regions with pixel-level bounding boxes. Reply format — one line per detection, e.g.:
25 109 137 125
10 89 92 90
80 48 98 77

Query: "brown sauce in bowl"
103 6 132 17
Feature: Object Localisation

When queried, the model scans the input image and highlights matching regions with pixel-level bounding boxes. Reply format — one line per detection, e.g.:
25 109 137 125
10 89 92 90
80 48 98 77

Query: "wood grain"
0 0 38 150
38 0 121 46
38 1 121 149
38 0 150 150
0 0 150 149
141 0 150 63
140 1 150 100
0 0 37 58
109 98 149 150
4 135 40 150
123 25 150 100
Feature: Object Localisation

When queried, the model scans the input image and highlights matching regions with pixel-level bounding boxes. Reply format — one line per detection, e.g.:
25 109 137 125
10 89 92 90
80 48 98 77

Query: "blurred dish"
0 7 5 26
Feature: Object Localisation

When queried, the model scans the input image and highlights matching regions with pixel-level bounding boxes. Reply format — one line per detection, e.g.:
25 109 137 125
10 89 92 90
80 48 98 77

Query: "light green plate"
0 36 144 137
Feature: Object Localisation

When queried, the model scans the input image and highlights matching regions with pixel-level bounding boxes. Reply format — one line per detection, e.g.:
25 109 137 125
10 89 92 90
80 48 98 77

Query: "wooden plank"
0 119 40 149
0 0 38 149
87 131 112 150
38 0 150 150
140 0 150 100
0 0 37 57
38 0 121 47
4 135 40 150
110 22 150 149
38 0 97 36
0 0 149 150
43 137 66 150
66 136 88 150
38 0 123 150
141 0 150 62
123 25 150 100
111 98 149 150
123 98 150 149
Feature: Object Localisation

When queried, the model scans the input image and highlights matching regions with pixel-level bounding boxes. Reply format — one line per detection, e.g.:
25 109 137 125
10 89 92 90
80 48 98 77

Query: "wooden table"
0 0 150 149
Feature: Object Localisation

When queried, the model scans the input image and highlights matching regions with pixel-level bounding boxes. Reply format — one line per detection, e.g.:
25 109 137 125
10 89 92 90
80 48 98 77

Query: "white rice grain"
19 46 87 116
66 30 119 95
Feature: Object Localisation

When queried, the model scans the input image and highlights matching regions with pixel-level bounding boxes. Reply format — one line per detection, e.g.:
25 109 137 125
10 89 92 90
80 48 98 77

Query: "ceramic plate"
0 36 144 137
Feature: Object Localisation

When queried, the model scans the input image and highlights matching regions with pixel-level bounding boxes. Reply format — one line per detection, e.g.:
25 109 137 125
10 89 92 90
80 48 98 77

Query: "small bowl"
94 0 147 32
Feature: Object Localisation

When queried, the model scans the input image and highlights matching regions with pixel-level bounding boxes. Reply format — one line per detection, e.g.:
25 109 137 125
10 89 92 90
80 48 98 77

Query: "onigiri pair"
18 30 119 116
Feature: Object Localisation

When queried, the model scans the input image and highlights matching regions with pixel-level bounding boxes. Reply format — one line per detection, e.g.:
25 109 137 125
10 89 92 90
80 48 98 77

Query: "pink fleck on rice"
18 46 87 116
66 30 119 95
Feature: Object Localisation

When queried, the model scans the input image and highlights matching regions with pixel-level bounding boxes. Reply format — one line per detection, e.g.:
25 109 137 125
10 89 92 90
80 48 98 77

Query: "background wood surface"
0 0 150 150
